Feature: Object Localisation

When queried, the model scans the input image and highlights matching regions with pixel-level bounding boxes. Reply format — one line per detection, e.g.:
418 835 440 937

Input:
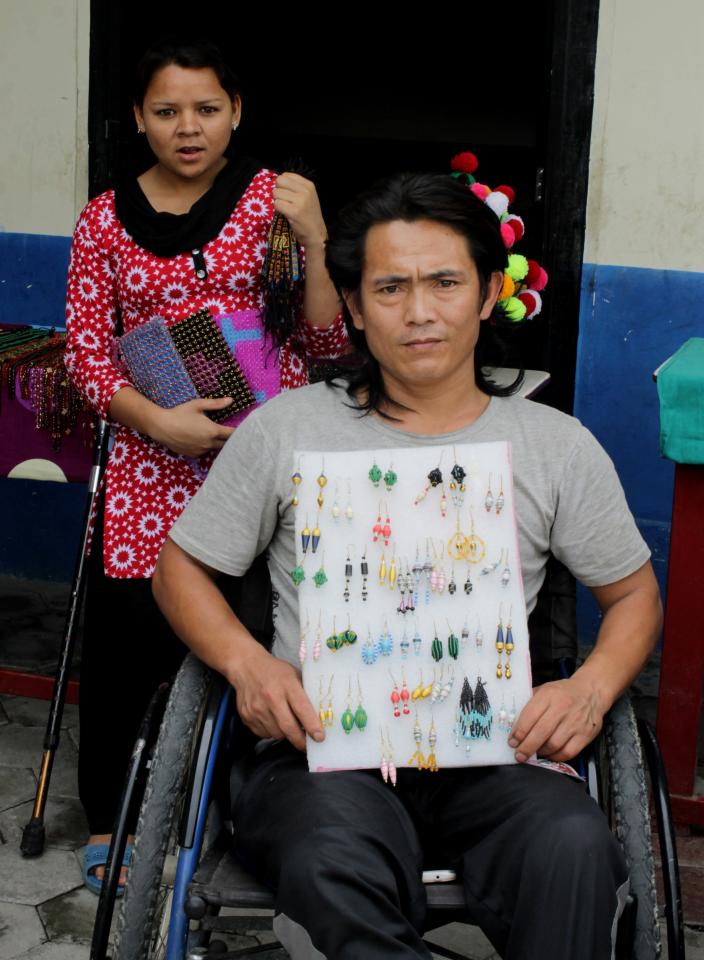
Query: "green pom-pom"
506 254 529 282
313 568 328 588
341 707 355 733
503 297 528 322
290 565 305 586
368 463 382 485
354 706 368 731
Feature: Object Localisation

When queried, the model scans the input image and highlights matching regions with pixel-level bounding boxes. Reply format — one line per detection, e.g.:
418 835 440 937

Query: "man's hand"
509 673 605 763
229 643 324 751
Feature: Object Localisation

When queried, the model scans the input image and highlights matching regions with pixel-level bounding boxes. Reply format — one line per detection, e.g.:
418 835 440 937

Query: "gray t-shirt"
170 382 650 666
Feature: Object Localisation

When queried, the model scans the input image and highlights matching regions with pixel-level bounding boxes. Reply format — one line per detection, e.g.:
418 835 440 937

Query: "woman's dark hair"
133 39 240 106
324 171 524 417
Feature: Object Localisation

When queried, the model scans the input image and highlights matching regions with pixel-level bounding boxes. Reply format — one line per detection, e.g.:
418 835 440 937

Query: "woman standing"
65 39 346 892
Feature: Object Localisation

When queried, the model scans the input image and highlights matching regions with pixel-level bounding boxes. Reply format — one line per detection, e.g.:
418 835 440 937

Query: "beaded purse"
118 309 255 423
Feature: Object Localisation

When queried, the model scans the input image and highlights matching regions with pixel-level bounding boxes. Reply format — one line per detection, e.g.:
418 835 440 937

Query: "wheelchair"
91 560 684 960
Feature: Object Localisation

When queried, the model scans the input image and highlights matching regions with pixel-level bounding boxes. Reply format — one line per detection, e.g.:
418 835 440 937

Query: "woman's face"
134 64 241 182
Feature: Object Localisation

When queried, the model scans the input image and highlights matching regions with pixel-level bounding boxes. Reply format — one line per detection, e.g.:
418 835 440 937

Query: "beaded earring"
446 621 460 660
466 511 486 564
312 611 322 661
426 719 439 772
326 617 339 653
290 558 305 586
378 620 393 656
495 605 505 679
449 450 467 508
316 460 327 509
484 473 494 512
471 678 493 740
331 480 341 522
498 697 511 734
409 712 426 768
500 548 511 587
380 729 397 786
341 678 355 734
290 459 302 507
318 675 334 728
311 515 321 554
388 549 397 590
463 567 473 596
412 671 432 702
298 611 310 666
504 606 514 679
361 549 369 601
412 622 422 656
384 463 398 492
361 627 380 665
345 478 354 521
313 553 327 588
448 564 457 595
461 618 470 648
431 623 443 662
301 515 311 555
369 458 382 487
458 677 474 754
343 549 353 602
378 550 387 586
354 677 368 732
400 627 410 659
475 616 484 650
495 475 505 515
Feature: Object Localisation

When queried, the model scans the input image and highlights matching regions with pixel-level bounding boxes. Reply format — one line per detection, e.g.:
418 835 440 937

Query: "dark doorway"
89 1 599 412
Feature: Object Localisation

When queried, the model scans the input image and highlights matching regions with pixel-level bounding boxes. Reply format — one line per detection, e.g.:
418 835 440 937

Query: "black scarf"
114 154 261 258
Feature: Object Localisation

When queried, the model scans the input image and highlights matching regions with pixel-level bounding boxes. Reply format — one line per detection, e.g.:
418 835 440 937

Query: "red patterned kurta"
65 169 347 578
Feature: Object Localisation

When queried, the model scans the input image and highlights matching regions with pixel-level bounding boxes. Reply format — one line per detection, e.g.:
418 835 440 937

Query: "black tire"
113 654 212 960
604 695 661 960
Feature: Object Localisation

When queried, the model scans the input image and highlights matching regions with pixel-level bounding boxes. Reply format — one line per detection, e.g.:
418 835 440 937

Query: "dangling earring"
301 515 311 554
345 478 354 521
472 678 493 740
290 458 302 507
231 121 239 131
343 548 353 602
495 604 505 679
378 550 387 586
380 729 397 786
412 621 422 656
484 473 494 512
318 676 328 728
448 564 457 595
341 677 355 734
446 621 459 660
326 617 339 653
388 547 397 590
331 480 341 522
466 510 486 564
373 503 383 543
340 615 357 648
400 627 410 659
313 553 327 588
475 615 484 649
458 677 474 755
389 671 401 718
504 606 514 679
460 617 470 647
431 622 443 662
384 463 398 492
426 719 439 772
298 611 310 666
361 626 380 665
463 567 473 596
316 460 327 509
449 449 467 508
495 475 505 515
290 558 305 586
311 514 321 554
500 548 511 587
382 502 392 546
409 712 426 768
378 620 393 656
360 548 369 601
313 611 322 661
369 457 382 487
354 676 368 731
404 562 415 613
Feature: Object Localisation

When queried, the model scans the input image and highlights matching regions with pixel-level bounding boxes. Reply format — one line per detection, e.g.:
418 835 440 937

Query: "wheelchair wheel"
604 695 661 960
114 654 212 960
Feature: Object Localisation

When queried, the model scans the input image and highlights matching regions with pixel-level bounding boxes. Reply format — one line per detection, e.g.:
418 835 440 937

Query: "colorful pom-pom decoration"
517 290 543 318
503 297 528 322
494 184 516 203
505 215 525 241
506 254 529 282
485 191 510 218
470 182 491 200
499 273 516 301
451 151 479 174
500 223 516 248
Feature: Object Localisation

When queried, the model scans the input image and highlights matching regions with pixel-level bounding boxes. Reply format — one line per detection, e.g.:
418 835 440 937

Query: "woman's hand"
148 397 235 457
273 172 327 249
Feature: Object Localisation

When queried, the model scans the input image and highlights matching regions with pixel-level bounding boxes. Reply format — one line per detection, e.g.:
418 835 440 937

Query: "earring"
313 611 322 662
390 672 401 718
378 620 393 656
448 564 457 595
480 550 501 577
318 676 333 728
345 478 354 521
343 549 353 602
373 504 383 544
400 627 410 659
378 550 387 585
382 503 392 546
290 558 305 586
461 618 470 647
484 473 494 512
475 615 484 649
313 553 327 588
498 696 511 733
495 604 505 679
496 475 505 515
388 548 397 590
326 617 339 653
136 124 145 134
412 670 432 701
301 515 311 554
232 121 239 131
331 480 341 522
504 606 514 679
450 451 467 508
341 677 355 734
446 621 459 660
466 510 486 564
426 719 439 772
340 615 358 648
500 548 511 588
448 511 470 561
458 677 474 754
431 623 443 662
409 712 426 768
361 549 369 601
311 515 321 554
380 729 397 786
404 562 415 612
354 676 368 731
472 678 493 740
298 611 310 666
316 460 327 509
362 627 380 665
463 567 473 596
384 463 398 492
412 622 422 656
369 458 382 487
290 459 302 507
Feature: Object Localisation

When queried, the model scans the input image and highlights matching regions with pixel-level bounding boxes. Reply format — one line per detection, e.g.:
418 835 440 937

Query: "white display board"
293 442 532 775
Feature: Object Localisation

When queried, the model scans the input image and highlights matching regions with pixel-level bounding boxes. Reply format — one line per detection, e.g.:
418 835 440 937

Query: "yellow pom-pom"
506 254 529 282
503 297 528 322
499 273 515 300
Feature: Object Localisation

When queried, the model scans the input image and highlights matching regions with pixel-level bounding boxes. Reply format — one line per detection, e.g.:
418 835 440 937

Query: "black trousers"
234 742 628 960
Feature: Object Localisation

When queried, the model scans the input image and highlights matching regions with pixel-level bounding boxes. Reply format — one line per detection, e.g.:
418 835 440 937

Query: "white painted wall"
584 0 704 272
0 0 90 238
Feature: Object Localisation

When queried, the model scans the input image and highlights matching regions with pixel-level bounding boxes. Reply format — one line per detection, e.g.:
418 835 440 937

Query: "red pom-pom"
518 291 542 318
526 259 542 286
451 152 479 174
535 267 548 291
494 184 516 203
500 223 516 248
506 215 524 241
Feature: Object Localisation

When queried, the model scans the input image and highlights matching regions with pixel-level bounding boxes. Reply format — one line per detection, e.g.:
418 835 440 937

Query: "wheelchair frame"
92 651 684 960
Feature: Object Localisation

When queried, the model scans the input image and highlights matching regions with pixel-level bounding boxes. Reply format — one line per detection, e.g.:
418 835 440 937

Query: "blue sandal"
83 842 133 896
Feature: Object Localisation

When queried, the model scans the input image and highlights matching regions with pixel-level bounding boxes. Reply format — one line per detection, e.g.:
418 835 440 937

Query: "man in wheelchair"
153 172 663 960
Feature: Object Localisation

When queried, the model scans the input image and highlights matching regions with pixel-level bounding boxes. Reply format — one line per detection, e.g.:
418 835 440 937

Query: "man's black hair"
324 172 524 418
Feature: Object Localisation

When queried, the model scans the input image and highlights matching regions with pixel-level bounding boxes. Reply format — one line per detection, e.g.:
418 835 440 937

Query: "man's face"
345 219 502 393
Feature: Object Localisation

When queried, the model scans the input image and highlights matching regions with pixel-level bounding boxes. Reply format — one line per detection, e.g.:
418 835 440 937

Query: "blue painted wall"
0 232 71 329
574 263 704 641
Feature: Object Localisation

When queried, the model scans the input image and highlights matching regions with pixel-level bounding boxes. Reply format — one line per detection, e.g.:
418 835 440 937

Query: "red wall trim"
0 669 79 705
